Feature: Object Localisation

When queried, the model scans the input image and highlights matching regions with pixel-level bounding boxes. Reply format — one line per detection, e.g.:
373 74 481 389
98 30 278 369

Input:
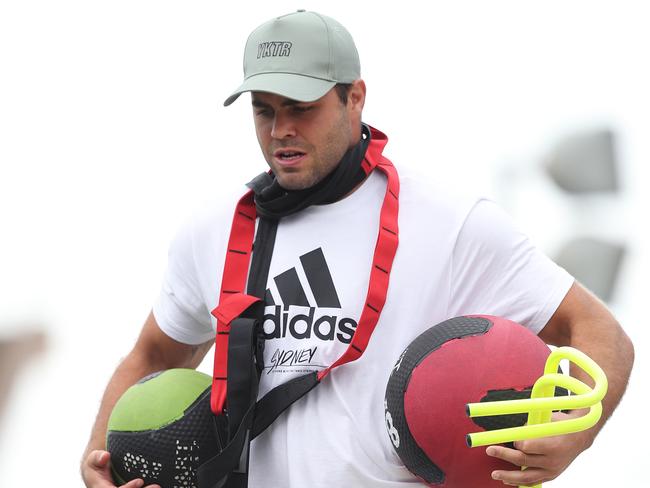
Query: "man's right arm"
81 311 213 488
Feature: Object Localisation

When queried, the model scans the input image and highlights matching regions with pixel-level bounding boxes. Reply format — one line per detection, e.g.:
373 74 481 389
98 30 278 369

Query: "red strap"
210 191 258 414
318 128 399 379
212 294 261 326
211 125 399 413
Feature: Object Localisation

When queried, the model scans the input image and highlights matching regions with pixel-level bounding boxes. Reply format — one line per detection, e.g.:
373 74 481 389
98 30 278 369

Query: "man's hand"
485 411 591 486
81 450 160 488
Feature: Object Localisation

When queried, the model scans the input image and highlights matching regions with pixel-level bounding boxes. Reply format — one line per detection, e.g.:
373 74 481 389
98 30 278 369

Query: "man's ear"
348 79 366 114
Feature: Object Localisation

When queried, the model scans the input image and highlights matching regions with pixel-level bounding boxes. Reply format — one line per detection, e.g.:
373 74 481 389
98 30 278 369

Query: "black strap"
198 217 278 488
225 318 259 447
197 400 257 488
245 217 278 375
198 346 321 488
246 217 278 299
251 372 319 438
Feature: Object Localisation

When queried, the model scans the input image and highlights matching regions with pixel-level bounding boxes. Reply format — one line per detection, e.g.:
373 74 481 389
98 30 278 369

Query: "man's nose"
270 112 297 139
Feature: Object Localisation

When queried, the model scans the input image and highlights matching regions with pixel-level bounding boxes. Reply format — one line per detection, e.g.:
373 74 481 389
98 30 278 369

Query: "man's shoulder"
395 162 483 220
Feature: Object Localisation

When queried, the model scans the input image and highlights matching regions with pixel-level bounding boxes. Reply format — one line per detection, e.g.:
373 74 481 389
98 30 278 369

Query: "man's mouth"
273 148 307 166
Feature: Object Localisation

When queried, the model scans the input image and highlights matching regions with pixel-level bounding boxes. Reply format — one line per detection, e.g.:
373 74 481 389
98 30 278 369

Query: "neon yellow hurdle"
466 346 607 488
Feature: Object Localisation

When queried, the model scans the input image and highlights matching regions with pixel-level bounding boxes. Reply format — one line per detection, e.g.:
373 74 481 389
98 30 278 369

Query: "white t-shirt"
153 163 574 487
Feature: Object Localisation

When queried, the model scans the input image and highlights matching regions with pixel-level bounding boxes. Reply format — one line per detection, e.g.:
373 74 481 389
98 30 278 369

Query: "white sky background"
1 1 648 485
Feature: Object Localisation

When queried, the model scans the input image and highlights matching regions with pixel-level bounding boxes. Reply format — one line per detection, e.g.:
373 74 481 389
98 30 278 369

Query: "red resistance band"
210 126 400 415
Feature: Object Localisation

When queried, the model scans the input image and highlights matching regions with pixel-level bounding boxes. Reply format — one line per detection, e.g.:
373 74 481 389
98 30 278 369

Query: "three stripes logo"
262 247 358 345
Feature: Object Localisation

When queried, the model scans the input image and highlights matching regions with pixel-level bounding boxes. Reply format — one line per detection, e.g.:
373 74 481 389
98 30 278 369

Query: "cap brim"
223 72 336 106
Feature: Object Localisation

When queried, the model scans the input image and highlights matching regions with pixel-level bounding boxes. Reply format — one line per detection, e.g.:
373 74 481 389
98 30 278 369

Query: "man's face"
251 83 364 190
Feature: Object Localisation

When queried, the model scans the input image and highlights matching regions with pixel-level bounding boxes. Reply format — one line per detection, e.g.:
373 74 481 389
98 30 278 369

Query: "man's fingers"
87 450 110 468
484 415 585 485
513 438 559 455
85 450 159 488
513 439 538 454
121 480 145 488
491 467 549 486
486 445 558 485
486 445 540 468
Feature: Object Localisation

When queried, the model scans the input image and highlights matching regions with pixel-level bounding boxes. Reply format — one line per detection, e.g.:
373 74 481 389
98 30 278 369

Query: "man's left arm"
486 281 635 486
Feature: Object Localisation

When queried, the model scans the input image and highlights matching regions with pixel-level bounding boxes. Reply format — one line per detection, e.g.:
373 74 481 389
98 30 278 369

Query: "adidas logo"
262 248 358 344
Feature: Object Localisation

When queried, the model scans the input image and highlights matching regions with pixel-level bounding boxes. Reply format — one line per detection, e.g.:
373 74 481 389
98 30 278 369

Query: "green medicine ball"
106 369 222 487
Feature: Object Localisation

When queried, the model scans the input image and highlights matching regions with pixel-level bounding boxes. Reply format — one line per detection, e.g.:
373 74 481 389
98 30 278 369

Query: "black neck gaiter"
247 124 372 219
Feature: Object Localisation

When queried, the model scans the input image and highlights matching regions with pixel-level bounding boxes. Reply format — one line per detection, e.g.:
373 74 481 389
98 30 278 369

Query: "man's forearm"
566 314 634 444
539 282 635 444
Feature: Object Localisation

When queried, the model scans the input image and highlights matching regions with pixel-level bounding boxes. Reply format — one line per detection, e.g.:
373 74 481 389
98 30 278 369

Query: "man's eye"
292 106 313 113
255 110 272 117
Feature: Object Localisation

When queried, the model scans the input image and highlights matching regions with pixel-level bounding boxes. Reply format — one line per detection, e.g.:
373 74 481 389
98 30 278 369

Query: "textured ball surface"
384 315 550 487
106 369 221 487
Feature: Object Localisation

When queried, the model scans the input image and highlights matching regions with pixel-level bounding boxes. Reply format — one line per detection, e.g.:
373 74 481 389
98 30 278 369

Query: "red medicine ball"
384 315 551 487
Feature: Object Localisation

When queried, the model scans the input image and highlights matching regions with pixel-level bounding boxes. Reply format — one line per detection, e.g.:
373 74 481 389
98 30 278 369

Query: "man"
81 10 633 488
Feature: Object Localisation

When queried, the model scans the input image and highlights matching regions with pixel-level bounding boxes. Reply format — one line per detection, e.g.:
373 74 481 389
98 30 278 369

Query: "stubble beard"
269 114 351 191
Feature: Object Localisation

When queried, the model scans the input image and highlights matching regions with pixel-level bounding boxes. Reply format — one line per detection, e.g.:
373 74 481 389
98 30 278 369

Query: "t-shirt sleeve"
448 198 574 334
153 218 216 345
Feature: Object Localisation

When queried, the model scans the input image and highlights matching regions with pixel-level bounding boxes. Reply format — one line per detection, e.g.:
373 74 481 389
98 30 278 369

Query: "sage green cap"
224 10 360 106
